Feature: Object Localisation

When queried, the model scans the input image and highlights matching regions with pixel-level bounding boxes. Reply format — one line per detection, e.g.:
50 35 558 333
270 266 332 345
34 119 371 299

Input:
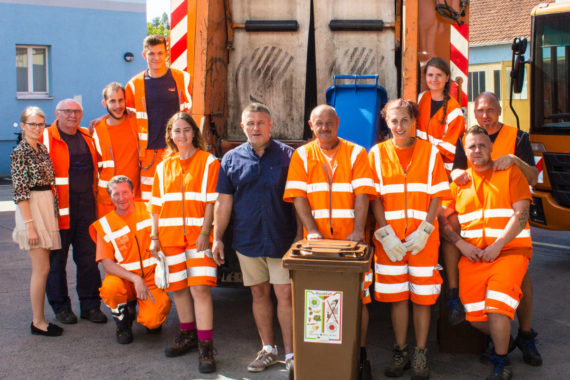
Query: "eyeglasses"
24 122 45 128
57 109 82 115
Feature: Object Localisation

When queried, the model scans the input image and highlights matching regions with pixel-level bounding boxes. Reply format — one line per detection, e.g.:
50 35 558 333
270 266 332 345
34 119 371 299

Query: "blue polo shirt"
216 139 297 258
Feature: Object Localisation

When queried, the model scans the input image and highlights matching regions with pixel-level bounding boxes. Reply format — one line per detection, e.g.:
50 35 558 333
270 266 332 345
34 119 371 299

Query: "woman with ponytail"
416 57 465 176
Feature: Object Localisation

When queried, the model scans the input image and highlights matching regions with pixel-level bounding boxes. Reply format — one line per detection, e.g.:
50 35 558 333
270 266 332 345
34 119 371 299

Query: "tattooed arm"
438 206 482 263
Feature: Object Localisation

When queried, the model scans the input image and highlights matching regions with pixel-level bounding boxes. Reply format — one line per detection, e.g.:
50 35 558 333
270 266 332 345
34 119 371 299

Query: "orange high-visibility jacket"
125 68 192 158
89 202 155 276
150 150 220 248
451 166 532 257
92 116 139 208
283 138 377 240
369 139 451 242
462 123 518 167
42 121 98 229
417 91 465 173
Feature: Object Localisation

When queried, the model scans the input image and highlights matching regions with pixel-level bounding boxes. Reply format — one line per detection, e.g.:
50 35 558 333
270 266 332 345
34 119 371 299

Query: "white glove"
154 251 169 289
404 220 435 255
374 225 407 262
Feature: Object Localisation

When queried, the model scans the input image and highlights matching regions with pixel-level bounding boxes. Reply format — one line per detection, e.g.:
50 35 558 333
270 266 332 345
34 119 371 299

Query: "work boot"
359 347 372 380
164 329 198 357
116 327 133 345
411 347 429 380
487 353 512 380
385 344 411 377
445 288 465 326
198 339 217 373
515 328 543 366
480 336 516 364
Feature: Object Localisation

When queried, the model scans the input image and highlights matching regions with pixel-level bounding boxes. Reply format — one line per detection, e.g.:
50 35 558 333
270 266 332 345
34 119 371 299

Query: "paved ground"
0 180 568 379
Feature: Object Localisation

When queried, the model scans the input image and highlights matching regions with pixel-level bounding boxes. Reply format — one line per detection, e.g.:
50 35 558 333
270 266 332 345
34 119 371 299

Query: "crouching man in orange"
440 126 532 380
90 175 171 344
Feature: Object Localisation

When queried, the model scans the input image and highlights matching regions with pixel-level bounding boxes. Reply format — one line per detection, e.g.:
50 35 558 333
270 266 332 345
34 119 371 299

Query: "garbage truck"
168 0 470 283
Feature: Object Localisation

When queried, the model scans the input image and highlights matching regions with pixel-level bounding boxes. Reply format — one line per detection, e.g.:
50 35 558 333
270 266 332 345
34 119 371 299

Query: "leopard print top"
10 139 56 204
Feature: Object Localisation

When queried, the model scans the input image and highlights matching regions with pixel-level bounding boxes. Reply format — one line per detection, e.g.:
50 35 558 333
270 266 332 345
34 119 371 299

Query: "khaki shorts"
236 251 290 286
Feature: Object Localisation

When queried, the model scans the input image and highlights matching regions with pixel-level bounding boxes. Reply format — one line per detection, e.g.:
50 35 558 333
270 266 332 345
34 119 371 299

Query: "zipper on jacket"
404 171 408 234
181 177 186 235
134 235 145 279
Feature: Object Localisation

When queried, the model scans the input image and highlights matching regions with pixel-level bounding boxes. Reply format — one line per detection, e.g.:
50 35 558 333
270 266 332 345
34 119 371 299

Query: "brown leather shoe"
164 329 198 358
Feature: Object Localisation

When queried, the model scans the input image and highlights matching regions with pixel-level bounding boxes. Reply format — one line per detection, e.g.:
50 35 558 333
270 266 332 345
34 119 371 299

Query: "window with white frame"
16 45 49 98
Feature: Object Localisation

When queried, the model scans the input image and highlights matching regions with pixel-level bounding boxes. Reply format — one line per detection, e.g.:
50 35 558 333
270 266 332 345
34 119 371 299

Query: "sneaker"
515 328 542 366
164 329 198 357
411 347 429 380
446 289 465 326
116 327 133 344
247 348 278 372
385 344 411 377
487 354 512 380
198 339 216 373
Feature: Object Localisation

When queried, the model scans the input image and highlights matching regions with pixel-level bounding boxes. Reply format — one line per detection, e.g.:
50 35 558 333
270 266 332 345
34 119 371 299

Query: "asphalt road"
0 182 568 379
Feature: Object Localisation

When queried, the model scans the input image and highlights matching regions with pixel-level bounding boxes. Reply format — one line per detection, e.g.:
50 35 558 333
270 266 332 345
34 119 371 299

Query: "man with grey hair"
43 99 106 325
213 102 299 373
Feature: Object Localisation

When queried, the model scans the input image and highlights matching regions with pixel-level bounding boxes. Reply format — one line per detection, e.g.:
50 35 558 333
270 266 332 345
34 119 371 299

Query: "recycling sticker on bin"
304 289 343 344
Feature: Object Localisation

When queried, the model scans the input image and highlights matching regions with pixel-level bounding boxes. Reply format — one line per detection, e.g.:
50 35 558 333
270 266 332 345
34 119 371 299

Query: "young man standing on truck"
440 125 533 380
448 92 542 366
213 103 299 373
283 104 377 376
125 34 192 201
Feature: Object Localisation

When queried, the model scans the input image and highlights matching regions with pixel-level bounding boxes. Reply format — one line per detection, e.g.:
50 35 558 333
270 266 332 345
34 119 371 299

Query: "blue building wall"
0 2 146 176
470 43 531 65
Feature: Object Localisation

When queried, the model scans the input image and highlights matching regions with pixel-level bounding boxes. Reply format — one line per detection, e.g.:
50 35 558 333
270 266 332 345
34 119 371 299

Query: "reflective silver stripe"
461 229 483 238
141 176 154 185
307 182 329 193
408 266 437 278
126 106 136 113
485 228 531 238
150 196 163 207
381 184 405 194
370 145 383 191
138 133 148 141
201 154 216 202
120 257 157 271
352 177 374 190
350 144 363 168
206 192 218 202
285 180 307 192
384 209 428 221
163 191 217 203
375 263 408 276
430 180 450 194
416 129 428 140
165 251 187 266
297 145 308 173
486 289 519 309
409 282 441 296
464 300 485 312
59 208 70 216
185 248 201 259
458 210 483 224
417 91 426 104
55 177 69 185
440 141 456 155
312 209 329 219
374 282 409 294
180 71 193 111
98 179 109 189
332 209 355 218
181 101 192 110
485 209 515 218
156 162 165 197
136 112 148 120
99 216 124 262
444 162 454 171
99 160 114 169
446 107 463 124
43 129 50 151
364 271 373 282
331 183 353 192
93 131 103 155
136 218 152 231
168 269 188 283
427 146 437 191
188 266 217 278
141 191 152 200
158 217 204 227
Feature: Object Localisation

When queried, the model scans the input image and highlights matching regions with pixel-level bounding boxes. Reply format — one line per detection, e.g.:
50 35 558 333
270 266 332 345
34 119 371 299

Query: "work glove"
404 220 435 255
154 251 169 289
374 225 407 262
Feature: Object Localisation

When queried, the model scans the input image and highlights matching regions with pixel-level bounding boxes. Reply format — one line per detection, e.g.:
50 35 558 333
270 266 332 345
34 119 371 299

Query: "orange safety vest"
89 202 155 275
42 121 98 229
283 138 376 240
150 150 220 248
92 115 139 207
462 123 518 167
369 139 451 241
416 91 465 173
452 167 532 256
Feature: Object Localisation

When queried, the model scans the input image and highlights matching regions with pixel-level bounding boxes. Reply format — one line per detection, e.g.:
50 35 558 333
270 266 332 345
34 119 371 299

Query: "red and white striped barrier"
535 156 544 184
450 23 468 107
170 0 188 71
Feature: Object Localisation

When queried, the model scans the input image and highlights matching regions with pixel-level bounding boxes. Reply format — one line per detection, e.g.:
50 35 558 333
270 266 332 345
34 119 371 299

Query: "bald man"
43 99 106 325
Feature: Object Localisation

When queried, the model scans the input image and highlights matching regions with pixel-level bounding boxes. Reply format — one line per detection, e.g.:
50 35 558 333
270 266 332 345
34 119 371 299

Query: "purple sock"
197 329 213 341
180 321 196 331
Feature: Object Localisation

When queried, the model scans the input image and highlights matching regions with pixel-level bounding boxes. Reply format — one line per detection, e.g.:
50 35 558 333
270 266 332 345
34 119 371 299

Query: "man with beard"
93 82 140 216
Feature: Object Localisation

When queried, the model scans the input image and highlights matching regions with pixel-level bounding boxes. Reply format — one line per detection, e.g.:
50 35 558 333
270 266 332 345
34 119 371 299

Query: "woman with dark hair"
149 112 219 373
11 106 63 337
416 57 465 176
369 99 450 379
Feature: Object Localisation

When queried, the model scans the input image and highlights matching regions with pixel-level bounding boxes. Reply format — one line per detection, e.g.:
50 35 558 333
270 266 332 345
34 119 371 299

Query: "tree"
148 12 170 36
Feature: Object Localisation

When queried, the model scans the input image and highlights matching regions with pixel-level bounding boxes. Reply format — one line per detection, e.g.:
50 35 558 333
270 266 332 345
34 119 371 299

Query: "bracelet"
200 230 210 236
24 219 33 224
150 235 159 240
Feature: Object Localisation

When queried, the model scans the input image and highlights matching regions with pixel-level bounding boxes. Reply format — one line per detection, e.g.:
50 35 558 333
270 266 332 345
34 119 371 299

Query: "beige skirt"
13 190 61 251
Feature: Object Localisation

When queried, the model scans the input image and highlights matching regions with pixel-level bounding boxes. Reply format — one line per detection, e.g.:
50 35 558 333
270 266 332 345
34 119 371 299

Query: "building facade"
0 0 147 176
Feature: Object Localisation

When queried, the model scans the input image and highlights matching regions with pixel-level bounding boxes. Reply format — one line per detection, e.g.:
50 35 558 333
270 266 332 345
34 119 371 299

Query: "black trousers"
46 191 101 313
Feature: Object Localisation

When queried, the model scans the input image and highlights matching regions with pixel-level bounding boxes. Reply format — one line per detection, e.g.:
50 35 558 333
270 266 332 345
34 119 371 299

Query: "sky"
146 0 170 22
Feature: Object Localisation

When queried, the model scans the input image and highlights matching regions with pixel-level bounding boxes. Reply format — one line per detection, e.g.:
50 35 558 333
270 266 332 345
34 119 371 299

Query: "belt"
31 185 52 191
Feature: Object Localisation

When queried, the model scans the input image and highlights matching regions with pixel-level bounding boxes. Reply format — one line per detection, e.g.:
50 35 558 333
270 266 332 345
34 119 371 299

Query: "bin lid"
282 239 371 272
